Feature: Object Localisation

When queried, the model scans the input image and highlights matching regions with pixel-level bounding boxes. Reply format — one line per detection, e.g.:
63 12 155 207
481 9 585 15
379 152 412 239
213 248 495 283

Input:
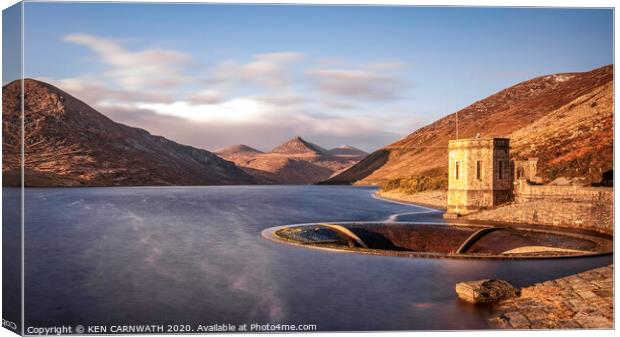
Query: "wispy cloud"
185 89 225 105
63 33 192 91
42 76 175 104
308 67 404 100
210 52 304 89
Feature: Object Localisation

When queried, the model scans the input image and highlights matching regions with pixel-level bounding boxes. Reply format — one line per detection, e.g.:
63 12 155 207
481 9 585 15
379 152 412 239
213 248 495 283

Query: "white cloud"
63 33 192 91
106 95 395 140
133 99 266 124
210 52 303 89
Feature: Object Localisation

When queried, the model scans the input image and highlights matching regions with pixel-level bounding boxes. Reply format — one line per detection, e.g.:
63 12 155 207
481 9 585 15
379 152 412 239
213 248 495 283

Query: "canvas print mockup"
1 1 614 335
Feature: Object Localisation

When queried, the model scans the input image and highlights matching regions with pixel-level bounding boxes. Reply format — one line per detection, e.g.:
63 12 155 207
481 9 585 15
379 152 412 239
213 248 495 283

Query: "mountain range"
323 65 613 187
215 138 367 184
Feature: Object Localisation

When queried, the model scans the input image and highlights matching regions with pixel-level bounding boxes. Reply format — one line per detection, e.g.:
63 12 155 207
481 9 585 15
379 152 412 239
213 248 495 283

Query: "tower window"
455 161 460 180
476 161 482 180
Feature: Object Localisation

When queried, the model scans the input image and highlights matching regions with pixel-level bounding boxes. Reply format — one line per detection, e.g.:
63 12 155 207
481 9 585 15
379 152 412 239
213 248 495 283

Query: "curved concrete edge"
261 222 613 260
318 223 369 248
501 246 592 255
456 227 505 254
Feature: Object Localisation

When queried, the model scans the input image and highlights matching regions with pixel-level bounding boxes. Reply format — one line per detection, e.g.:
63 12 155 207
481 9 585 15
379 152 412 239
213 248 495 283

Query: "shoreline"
374 189 447 210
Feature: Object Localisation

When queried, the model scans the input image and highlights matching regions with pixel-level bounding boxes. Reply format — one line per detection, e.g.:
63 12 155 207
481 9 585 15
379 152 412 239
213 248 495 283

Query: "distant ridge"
216 137 368 184
327 145 368 158
215 144 264 156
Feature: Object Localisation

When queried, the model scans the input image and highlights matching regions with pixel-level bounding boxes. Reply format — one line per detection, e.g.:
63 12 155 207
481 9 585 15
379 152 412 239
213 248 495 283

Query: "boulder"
456 279 520 304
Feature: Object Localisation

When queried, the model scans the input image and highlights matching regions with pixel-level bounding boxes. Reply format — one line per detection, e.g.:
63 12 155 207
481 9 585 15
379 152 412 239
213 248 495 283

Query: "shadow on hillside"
316 149 390 185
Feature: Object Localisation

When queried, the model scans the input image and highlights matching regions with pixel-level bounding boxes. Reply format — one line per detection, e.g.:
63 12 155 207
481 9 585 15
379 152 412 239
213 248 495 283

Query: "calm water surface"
4 186 612 331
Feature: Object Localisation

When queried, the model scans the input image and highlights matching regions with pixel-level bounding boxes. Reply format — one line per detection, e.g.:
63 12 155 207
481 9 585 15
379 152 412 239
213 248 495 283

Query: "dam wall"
465 182 613 235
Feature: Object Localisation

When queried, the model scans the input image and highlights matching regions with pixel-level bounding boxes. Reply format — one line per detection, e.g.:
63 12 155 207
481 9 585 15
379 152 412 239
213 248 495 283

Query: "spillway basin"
262 222 612 259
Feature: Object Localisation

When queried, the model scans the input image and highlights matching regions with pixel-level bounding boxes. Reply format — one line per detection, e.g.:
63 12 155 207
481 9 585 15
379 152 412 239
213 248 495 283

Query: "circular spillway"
262 222 613 259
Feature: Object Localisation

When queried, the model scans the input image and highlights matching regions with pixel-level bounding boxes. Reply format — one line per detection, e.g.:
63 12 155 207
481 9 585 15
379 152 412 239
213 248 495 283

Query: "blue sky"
10 3 614 151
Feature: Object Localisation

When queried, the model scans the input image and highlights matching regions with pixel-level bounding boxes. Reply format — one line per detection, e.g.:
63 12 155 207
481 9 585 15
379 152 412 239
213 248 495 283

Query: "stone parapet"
465 183 613 235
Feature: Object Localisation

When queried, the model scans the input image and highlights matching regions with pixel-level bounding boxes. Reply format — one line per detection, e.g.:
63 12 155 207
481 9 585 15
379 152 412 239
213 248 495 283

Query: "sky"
5 3 614 152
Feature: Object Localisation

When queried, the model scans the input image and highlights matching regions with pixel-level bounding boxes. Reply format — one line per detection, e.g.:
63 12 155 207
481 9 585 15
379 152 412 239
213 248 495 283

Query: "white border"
0 2 617 337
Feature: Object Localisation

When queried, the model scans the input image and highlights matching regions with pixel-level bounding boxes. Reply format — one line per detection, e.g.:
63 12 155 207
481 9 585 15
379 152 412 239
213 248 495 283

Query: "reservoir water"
4 186 612 331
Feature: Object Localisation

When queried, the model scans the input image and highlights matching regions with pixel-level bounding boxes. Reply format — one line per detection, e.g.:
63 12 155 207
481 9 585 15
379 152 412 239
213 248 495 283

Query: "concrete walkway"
490 265 613 329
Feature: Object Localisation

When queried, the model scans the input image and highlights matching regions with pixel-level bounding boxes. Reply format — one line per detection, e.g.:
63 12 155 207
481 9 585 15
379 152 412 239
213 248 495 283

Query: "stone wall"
513 158 543 184
465 182 613 235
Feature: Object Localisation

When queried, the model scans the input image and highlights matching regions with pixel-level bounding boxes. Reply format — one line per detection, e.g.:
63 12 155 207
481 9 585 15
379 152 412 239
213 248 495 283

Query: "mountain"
323 65 613 186
215 144 332 184
270 136 329 156
216 137 368 184
2 79 257 187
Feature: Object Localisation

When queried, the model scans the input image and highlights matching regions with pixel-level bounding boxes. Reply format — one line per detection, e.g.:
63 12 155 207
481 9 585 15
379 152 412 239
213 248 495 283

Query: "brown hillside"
510 81 613 183
2 79 257 186
324 65 613 186
240 157 333 184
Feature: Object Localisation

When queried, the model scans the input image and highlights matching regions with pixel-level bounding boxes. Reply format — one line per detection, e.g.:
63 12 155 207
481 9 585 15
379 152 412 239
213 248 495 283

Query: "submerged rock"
455 279 520 304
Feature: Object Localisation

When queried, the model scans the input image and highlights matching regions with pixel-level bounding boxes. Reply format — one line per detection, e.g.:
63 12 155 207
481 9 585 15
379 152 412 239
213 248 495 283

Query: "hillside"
2 79 257 187
324 65 613 186
237 157 333 184
510 81 613 183
216 137 368 184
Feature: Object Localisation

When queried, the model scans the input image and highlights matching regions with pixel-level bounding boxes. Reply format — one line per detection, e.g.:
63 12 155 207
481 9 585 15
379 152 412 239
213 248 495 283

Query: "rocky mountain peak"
270 136 328 156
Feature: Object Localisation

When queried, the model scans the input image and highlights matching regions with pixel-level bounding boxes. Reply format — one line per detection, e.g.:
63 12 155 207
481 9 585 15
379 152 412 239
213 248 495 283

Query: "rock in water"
455 279 520 304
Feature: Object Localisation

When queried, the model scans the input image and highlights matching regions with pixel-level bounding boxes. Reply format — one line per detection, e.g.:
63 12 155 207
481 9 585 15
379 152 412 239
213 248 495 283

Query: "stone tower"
445 138 512 218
